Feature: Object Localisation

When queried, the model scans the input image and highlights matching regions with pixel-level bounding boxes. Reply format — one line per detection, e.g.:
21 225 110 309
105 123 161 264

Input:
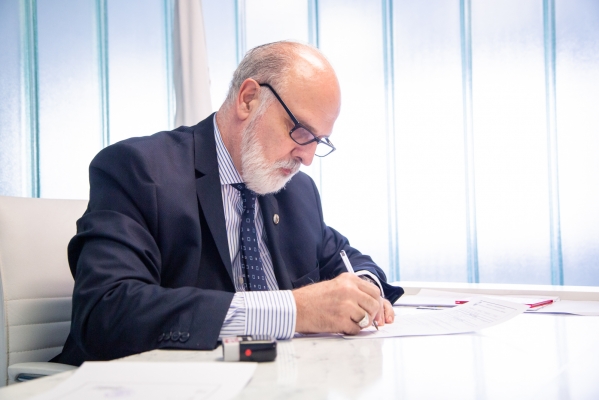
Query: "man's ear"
235 79 260 121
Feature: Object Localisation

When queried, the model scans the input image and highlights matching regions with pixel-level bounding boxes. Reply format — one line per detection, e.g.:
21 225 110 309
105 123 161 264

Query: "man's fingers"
350 304 368 323
356 292 381 320
345 306 368 334
375 297 385 326
383 299 394 323
342 322 362 335
354 275 386 327
355 275 381 299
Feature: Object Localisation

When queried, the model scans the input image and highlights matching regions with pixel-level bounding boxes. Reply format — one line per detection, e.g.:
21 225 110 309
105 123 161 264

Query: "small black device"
222 335 277 362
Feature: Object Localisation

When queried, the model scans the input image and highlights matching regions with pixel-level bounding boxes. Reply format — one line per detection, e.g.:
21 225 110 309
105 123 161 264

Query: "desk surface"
2 308 599 400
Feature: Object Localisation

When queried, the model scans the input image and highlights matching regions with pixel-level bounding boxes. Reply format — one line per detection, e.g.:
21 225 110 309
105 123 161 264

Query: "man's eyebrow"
302 121 318 135
298 120 328 138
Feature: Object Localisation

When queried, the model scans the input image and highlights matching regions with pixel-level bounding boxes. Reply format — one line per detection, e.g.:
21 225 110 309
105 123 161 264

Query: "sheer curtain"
0 0 212 198
173 0 212 126
201 0 599 286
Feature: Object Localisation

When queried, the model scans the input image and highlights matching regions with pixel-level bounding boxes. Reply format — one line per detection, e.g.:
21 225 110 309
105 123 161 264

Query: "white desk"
2 307 598 400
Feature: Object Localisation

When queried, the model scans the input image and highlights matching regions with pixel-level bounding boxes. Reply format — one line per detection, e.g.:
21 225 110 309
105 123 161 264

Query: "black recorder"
222 335 277 362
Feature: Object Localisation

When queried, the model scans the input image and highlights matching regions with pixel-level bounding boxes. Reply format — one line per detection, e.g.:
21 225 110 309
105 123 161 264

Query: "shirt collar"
213 113 243 185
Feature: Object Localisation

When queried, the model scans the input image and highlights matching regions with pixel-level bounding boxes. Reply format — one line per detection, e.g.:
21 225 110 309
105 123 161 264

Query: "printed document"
345 297 527 339
30 361 257 400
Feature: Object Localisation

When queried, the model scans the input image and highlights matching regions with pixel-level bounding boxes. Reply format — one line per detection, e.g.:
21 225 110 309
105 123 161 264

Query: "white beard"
240 113 301 195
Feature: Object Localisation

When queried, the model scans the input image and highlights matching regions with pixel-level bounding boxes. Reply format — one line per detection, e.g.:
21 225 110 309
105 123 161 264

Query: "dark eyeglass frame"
258 82 336 157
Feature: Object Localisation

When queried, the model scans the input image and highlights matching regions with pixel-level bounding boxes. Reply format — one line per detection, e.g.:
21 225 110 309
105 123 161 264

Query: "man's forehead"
293 48 331 75
268 47 340 135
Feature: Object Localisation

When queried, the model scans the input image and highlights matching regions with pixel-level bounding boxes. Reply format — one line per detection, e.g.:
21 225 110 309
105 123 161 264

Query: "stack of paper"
394 289 599 315
395 289 558 309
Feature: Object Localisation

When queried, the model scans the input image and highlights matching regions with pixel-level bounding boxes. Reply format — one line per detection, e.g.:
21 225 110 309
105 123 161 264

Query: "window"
202 0 599 286
1 0 597 286
0 0 173 200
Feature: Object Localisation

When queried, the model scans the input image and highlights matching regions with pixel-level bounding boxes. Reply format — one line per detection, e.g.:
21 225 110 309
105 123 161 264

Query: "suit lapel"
259 194 292 290
193 114 234 285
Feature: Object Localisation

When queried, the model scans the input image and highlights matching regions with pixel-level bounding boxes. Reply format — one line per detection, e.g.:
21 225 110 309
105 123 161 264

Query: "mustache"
274 158 301 173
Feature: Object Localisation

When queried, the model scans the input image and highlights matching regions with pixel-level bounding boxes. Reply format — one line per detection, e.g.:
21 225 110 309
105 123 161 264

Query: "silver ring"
358 313 369 328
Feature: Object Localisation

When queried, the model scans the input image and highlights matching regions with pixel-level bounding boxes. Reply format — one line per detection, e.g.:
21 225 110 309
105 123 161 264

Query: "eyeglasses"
258 83 336 157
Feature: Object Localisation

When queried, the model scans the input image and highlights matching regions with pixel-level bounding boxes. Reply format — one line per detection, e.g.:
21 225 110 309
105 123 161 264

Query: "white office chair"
0 195 87 386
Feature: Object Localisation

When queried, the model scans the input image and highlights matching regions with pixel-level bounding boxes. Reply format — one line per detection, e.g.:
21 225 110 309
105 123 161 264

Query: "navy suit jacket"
53 114 403 366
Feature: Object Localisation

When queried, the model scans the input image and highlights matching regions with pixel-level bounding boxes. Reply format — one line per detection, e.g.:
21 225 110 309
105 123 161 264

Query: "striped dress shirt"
215 115 296 339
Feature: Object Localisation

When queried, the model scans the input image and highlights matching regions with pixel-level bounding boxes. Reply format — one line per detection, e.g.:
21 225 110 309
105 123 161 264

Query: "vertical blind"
1 0 597 286
204 0 599 286
0 0 174 200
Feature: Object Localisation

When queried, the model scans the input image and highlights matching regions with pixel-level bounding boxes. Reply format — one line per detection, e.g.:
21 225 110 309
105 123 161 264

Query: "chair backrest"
0 196 87 386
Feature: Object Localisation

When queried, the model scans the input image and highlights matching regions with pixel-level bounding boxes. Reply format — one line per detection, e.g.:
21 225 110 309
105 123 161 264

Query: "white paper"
346 297 527 339
30 361 257 400
394 289 559 309
392 292 456 307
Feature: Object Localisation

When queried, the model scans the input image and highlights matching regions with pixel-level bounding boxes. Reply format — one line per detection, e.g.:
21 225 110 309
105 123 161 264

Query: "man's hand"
358 276 395 328
292 273 391 335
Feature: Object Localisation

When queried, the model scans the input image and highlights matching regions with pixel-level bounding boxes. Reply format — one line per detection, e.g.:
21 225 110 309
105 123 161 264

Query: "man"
53 41 403 366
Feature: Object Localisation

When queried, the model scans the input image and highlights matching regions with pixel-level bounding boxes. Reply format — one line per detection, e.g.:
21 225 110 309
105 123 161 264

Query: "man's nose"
292 141 317 166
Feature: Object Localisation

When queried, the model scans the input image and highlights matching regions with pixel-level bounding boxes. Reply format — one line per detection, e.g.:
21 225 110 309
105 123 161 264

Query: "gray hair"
224 41 319 106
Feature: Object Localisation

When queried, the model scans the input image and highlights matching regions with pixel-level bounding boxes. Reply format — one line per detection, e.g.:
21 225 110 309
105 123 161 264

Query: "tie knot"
232 183 256 211
232 183 246 191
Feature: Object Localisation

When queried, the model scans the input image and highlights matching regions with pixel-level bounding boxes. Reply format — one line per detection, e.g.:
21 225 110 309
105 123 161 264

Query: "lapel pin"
273 214 280 225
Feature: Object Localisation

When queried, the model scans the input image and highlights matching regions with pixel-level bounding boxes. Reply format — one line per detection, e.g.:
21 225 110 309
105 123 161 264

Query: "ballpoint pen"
340 250 379 330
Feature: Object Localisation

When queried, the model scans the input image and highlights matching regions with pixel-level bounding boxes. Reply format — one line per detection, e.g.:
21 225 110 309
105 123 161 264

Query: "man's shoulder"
87 125 204 189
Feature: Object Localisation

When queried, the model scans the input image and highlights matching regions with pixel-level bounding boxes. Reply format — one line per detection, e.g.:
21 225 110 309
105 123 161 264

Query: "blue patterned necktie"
232 183 268 291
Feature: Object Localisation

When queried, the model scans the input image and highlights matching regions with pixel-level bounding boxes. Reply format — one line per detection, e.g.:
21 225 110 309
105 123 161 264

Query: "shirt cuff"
245 290 296 339
219 293 246 339
219 291 296 340
355 270 385 298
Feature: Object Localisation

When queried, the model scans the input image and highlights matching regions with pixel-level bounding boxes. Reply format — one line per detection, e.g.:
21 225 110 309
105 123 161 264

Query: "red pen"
526 299 554 308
